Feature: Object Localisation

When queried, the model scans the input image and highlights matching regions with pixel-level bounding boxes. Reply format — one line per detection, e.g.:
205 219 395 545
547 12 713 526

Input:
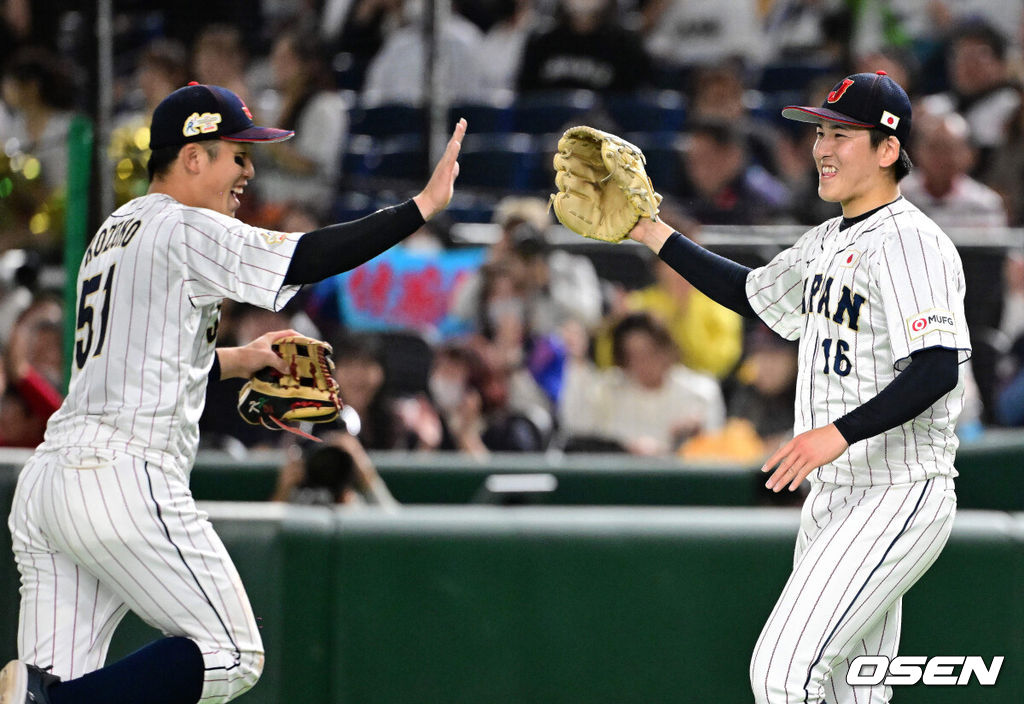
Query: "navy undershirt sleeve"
208 351 221 383
833 347 959 444
284 200 425 285
657 232 757 318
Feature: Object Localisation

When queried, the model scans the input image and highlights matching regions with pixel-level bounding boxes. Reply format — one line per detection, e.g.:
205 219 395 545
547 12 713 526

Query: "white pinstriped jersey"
746 197 971 486
41 193 303 478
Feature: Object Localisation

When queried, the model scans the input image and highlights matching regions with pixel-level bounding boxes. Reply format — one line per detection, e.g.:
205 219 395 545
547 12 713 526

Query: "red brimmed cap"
149 82 294 150
781 71 911 145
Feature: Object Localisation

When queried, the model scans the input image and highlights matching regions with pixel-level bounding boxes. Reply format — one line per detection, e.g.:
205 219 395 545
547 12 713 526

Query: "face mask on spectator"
429 375 465 412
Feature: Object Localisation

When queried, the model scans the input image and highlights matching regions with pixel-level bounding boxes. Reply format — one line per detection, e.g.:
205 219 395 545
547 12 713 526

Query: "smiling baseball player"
0 84 466 704
557 71 970 702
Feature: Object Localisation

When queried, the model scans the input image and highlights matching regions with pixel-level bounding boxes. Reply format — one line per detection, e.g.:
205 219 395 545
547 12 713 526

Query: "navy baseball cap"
781 71 911 146
149 82 294 150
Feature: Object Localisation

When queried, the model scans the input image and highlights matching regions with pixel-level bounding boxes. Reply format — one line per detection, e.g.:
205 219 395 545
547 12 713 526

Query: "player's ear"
179 143 204 175
878 135 900 169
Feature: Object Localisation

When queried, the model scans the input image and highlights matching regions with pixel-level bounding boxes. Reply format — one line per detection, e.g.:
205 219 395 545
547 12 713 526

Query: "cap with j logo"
781 71 911 146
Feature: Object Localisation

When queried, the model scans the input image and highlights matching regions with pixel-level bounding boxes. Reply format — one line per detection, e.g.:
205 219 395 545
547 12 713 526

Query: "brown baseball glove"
238 335 341 439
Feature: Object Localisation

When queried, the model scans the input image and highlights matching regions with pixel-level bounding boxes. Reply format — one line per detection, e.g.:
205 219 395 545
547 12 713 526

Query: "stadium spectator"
901 107 1008 232
115 38 189 127
450 197 602 336
672 121 791 225
192 25 251 103
110 38 189 205
271 431 398 507
328 334 403 450
721 324 797 454
362 0 485 106
476 0 536 98
0 294 63 447
516 0 650 93
995 252 1024 426
252 29 348 219
920 19 1021 180
401 341 548 454
321 0 403 91
984 100 1024 227
1 46 77 190
594 255 744 381
760 0 847 67
641 0 765 72
561 312 725 455
688 60 781 176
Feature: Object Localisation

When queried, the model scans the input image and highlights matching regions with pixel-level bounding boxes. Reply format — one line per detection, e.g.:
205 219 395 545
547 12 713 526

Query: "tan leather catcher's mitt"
551 125 662 243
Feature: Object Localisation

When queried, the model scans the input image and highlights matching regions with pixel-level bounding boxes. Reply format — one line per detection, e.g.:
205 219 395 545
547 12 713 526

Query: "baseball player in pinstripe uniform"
630 72 970 702
0 83 466 704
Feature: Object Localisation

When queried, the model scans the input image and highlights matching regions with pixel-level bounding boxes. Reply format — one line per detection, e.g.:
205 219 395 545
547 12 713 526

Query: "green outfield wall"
0 495 1019 703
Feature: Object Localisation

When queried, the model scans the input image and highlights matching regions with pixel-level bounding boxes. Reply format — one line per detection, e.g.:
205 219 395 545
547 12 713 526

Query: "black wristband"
209 352 222 383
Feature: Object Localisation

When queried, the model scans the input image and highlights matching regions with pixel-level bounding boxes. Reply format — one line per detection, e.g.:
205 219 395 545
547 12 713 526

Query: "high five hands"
413 118 467 221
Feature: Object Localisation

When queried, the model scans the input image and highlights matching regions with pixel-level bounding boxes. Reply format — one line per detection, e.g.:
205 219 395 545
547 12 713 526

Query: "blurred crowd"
0 0 1023 472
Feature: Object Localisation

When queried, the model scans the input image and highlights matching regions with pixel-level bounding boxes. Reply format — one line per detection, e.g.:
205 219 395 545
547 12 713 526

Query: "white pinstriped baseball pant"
750 476 956 704
8 450 263 703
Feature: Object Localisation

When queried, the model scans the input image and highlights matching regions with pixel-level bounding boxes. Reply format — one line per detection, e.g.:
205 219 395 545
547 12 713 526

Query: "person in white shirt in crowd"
362 0 485 106
899 107 1008 232
252 28 348 217
561 312 724 455
642 0 766 71
920 18 1021 180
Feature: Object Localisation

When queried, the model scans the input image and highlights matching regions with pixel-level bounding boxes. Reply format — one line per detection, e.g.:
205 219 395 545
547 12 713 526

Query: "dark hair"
303 445 356 503
274 29 334 131
869 129 913 182
4 47 76 111
140 39 188 85
147 140 219 181
954 19 1008 62
689 120 743 148
611 313 676 367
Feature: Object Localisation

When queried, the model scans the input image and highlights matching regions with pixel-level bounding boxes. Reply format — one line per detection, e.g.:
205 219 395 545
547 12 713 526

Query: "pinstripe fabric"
41 194 303 480
6 192 302 703
9 452 263 702
743 198 968 702
750 478 955 703
745 198 971 487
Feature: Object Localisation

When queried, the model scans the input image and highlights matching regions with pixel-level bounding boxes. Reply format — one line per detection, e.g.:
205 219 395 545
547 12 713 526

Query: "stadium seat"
457 133 539 191
513 90 599 134
341 134 375 178
756 62 834 93
622 131 682 195
365 134 429 181
449 101 515 134
330 191 377 222
349 104 427 137
604 91 687 133
445 192 498 223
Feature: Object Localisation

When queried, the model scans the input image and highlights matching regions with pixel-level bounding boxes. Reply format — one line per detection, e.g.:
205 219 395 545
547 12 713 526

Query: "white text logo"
847 655 1003 686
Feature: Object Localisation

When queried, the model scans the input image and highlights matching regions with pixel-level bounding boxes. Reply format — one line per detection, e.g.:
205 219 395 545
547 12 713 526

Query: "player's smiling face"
813 121 899 217
198 141 254 217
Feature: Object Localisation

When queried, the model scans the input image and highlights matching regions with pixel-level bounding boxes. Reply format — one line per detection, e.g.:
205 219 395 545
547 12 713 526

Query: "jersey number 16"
75 264 116 370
